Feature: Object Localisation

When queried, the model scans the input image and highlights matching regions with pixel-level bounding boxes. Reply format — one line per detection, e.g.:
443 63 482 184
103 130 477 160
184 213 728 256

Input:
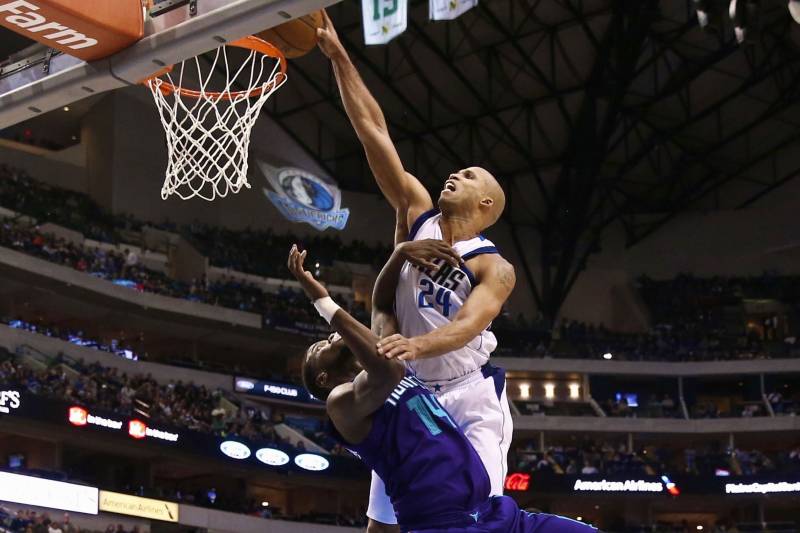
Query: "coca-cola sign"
504 473 531 491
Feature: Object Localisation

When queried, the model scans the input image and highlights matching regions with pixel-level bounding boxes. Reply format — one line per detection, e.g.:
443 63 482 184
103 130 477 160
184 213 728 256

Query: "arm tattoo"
497 262 516 292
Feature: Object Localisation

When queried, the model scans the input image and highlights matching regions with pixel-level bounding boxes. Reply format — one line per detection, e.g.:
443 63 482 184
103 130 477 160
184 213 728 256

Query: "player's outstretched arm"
370 248 403 339
288 246 404 418
317 11 433 233
377 254 516 361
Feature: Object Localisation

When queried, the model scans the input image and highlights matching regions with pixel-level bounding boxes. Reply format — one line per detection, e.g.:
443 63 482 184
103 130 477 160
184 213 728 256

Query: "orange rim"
142 35 287 100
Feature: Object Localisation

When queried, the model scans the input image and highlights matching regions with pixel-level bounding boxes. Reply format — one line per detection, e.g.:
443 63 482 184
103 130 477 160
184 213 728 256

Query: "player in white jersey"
395 210 501 381
317 13 516 533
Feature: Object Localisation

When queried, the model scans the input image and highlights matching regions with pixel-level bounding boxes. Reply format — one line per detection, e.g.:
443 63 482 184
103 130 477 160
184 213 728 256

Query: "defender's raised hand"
287 245 329 301
396 239 461 272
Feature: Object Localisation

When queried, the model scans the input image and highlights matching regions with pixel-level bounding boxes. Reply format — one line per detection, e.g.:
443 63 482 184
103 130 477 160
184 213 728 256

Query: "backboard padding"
0 0 340 128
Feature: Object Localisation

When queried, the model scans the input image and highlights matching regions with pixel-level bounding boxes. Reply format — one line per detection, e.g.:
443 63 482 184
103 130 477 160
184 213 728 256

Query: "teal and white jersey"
394 209 499 382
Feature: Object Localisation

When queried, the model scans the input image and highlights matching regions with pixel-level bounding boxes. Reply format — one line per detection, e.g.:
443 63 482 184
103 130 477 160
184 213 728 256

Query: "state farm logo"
0 1 98 50
0 390 21 414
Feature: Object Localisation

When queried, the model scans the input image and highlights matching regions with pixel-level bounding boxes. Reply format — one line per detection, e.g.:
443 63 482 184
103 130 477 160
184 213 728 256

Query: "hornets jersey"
330 371 598 533
331 372 491 529
395 209 499 382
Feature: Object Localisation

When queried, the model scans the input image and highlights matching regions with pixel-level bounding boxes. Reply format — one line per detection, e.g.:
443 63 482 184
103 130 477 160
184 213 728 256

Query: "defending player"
317 12 515 530
288 244 595 533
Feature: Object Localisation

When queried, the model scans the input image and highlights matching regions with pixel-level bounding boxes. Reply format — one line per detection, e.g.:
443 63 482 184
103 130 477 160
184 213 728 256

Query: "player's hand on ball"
377 334 422 361
397 239 461 271
316 10 345 59
287 245 329 301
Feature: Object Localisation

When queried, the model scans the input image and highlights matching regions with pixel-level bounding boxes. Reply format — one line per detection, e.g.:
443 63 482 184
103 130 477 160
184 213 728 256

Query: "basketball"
256 10 323 59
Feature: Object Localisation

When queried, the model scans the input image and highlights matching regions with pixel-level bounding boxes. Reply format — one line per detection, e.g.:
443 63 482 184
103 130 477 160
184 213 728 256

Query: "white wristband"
313 296 341 324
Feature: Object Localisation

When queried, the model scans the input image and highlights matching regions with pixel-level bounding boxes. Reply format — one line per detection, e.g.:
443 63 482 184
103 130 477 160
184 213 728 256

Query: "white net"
147 40 286 201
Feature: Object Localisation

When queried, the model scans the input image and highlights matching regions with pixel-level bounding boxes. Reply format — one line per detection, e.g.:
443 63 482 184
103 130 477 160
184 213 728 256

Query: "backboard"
0 0 341 128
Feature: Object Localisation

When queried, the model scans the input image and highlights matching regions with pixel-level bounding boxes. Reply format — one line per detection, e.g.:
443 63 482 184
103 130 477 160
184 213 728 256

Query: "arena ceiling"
276 0 800 216
268 0 800 317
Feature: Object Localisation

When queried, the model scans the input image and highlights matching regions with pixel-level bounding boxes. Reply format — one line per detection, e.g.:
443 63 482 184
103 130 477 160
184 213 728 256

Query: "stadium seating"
0 347 332 453
3 166 799 363
509 439 800 477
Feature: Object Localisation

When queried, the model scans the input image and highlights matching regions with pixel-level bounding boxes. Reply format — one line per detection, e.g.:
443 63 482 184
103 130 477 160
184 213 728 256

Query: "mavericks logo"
261 164 349 231
0 390 20 414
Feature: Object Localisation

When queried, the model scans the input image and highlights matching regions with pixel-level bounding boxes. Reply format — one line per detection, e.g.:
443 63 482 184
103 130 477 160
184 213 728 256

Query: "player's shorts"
368 364 513 525
408 496 598 533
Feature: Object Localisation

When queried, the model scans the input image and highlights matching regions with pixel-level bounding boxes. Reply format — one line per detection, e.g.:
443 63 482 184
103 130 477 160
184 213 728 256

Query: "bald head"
438 166 506 230
476 167 505 228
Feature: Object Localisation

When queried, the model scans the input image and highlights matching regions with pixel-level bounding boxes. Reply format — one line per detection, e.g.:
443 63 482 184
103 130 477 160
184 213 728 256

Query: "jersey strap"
462 245 499 260
460 264 477 287
408 208 440 240
458 244 500 287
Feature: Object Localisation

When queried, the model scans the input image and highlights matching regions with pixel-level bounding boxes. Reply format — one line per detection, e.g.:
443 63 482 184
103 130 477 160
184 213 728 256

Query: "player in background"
288 244 595 533
317 12 516 531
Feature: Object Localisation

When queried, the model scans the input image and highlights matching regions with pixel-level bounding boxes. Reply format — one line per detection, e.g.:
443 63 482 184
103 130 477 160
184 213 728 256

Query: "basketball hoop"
144 36 287 201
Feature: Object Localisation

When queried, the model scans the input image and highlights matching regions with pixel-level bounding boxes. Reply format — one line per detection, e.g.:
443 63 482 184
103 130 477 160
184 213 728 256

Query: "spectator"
10 510 29 531
60 514 76 533
123 248 139 278
767 390 782 414
662 394 675 410
0 351 331 453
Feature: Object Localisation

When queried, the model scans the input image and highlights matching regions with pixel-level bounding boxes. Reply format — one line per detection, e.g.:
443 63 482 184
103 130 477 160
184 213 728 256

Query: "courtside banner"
362 0 407 45
725 481 800 494
99 491 178 522
0 392 366 479
573 479 664 493
234 377 319 404
430 0 477 21
0 472 98 514
503 473 800 497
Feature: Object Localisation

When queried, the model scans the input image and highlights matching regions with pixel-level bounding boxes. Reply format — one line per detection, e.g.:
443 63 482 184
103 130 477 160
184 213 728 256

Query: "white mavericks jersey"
395 209 499 382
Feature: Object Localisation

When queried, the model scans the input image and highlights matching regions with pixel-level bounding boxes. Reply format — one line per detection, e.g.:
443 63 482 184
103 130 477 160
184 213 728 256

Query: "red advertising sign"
67 408 176 442
128 420 147 439
68 406 88 426
505 473 531 491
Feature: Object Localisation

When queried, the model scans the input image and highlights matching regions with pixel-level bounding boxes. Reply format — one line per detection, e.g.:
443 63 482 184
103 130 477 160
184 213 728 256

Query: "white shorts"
367 365 513 525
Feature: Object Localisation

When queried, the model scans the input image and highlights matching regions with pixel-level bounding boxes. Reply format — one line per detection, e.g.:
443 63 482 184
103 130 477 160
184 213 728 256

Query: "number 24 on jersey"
417 279 453 317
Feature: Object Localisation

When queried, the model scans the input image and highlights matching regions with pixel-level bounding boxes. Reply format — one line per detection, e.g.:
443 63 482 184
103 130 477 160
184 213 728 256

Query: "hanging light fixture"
730 0 761 44
730 0 746 43
789 0 800 24
694 0 710 27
